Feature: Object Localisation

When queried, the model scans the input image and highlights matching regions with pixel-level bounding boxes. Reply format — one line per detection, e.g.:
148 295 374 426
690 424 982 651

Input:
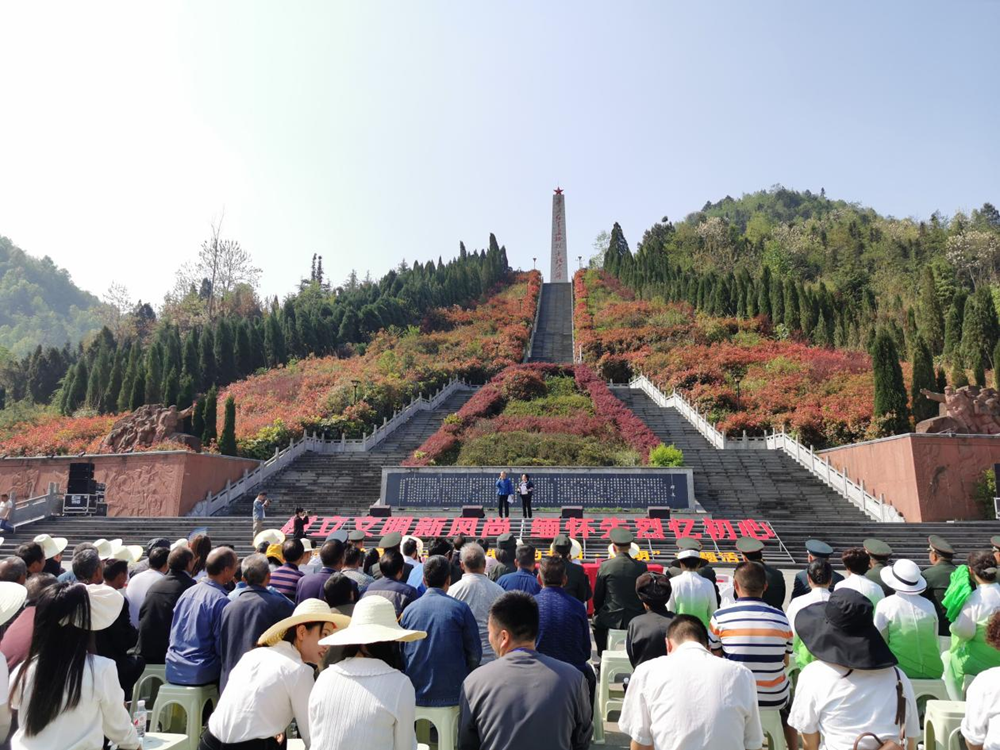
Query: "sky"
0 2 998 306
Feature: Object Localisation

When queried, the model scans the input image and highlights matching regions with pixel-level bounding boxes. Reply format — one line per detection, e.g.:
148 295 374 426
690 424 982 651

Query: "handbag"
852 668 906 750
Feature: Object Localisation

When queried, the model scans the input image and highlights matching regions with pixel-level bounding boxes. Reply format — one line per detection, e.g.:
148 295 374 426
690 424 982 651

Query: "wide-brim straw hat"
796 588 896 670
60 584 123 632
608 542 641 558
33 533 68 560
170 538 189 551
254 529 285 548
0 582 27 628
257 598 351 646
319 595 426 647
111 541 144 564
880 559 927 594
92 538 115 559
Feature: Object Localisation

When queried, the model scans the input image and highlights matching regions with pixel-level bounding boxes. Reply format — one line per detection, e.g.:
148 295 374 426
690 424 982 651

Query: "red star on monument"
554 186 563 195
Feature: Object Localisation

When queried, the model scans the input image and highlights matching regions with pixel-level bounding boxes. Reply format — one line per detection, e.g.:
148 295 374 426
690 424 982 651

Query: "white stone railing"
11 484 64 527
190 378 472 517
627 372 904 523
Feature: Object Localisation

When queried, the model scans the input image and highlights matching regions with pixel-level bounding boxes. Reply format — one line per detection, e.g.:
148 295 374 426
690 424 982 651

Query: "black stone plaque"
382 469 693 509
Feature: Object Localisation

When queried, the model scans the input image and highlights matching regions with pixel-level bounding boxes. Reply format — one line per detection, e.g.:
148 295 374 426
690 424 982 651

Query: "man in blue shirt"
495 471 513 518
251 492 269 543
535 555 596 704
218 552 294 692
497 545 541 596
362 549 419 617
296 539 351 604
401 555 482 707
166 547 238 686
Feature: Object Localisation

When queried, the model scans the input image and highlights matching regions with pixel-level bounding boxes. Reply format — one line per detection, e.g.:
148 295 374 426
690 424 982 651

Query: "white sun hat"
110 540 144 564
257 598 352 646
254 529 285 548
881 559 928 594
60 584 123 631
33 534 68 560
608 542 641 558
402 535 424 558
91 539 114 560
170 538 189 551
676 549 702 561
319 595 427 647
0 582 27 628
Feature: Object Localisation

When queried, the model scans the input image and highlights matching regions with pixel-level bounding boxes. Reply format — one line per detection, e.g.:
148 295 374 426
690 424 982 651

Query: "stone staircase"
528 283 574 363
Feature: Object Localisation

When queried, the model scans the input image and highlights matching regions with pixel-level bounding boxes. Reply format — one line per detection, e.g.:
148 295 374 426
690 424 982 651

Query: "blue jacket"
495 477 514 496
497 569 541 596
165 580 230 686
362 577 419 617
400 588 482 706
536 587 592 672
218 585 294 692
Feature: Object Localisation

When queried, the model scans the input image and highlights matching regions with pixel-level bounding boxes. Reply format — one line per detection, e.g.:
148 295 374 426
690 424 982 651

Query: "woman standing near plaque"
518 474 535 518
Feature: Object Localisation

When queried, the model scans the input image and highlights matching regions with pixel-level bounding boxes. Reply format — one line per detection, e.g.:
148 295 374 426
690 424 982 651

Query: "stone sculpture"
917 385 1000 435
100 404 202 453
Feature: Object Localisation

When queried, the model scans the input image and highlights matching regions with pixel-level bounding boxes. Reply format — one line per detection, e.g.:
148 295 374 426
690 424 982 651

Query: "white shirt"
952 583 1000 640
785 588 831 637
125 568 164 628
667 571 718 622
0 499 12 520
10 655 140 750
834 574 885 606
208 641 315 746
309 656 416 750
963 665 1000 750
448 572 505 663
788 660 920 750
619 641 763 750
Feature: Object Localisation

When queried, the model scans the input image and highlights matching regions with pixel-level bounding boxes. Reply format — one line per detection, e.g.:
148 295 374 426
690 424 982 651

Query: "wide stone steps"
528 283 574 363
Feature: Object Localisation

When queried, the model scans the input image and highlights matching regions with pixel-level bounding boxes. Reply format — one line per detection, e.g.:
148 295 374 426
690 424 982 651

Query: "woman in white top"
9 582 139 750
962 611 1000 750
943 551 1000 700
834 547 884 605
873 559 943 680
309 595 427 750
200 598 349 749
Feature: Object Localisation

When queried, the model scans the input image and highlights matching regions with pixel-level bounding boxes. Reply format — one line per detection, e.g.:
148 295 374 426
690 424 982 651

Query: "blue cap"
327 530 349 543
805 539 833 558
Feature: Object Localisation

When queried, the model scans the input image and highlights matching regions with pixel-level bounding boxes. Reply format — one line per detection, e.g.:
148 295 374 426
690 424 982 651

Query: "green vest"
947 623 1000 681
882 609 944 679
674 599 712 629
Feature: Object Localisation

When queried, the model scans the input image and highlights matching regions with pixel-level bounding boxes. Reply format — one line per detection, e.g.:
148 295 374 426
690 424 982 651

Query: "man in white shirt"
789 589 920 750
620 614 763 750
448 543 505 663
0 494 14 533
785 559 832 668
834 547 884 606
126 546 169 628
667 550 718 628
962 612 1000 750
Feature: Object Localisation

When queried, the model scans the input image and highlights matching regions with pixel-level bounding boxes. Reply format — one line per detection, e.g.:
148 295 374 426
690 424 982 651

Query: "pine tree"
202 385 218 445
936 367 947 392
234 321 253 377
219 395 237 456
872 329 910 435
910 336 937 423
129 368 146 411
162 366 180 407
264 314 285 366
118 347 138 413
951 360 969 388
144 344 163 405
102 355 123 414
178 375 194 433
251 321 267 371
182 333 200 385
962 286 1000 372
916 267 945 355
812 310 831 347
214 318 237 385
65 360 89 414
943 299 964 359
192 397 205 440
338 309 360 345
199 327 217 390
973 349 988 387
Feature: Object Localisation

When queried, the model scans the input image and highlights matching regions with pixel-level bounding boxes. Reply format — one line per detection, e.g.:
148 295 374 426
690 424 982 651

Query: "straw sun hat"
257 598 352 647
319 595 426 647
110 540 144 564
60 584 124 632
254 529 285 548
0 581 27 628
33 534 68 560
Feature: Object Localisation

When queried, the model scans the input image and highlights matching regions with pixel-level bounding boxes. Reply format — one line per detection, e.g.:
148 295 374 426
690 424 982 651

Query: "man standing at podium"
592 528 647 655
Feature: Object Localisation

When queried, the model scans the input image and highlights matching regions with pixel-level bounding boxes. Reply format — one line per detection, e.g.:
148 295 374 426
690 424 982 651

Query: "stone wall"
0 452 259 517
820 433 1000 521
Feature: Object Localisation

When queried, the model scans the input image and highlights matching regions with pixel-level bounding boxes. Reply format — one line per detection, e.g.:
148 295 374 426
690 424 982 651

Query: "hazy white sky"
0 2 997 306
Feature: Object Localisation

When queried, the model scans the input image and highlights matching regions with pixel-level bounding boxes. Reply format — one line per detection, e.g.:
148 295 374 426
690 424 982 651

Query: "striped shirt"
269 563 304 600
709 597 793 708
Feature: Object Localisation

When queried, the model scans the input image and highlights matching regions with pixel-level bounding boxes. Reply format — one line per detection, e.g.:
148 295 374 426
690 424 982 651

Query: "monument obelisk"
550 187 568 282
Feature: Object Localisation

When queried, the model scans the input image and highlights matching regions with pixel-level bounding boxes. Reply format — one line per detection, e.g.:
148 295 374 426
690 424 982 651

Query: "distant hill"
0 236 102 356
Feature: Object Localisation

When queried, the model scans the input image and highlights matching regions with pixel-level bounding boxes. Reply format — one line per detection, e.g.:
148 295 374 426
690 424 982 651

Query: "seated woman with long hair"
9 582 139 750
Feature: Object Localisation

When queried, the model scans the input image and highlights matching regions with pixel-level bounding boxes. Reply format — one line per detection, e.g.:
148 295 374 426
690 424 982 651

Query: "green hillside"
0 236 102 356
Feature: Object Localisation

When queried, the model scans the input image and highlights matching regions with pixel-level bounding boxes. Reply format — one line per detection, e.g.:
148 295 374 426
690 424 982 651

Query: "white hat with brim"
319 595 426 647
60 584 123 631
0 582 27 628
608 542 641 558
254 529 285 548
881 559 927 594
33 534 68 560
171 538 189 551
257 598 351 646
92 539 114 560
111 542 144 564
676 549 702 561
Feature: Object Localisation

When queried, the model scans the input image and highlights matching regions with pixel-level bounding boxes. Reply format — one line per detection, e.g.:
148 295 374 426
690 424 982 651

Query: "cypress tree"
129 368 146 411
85 352 106 410
910 336 937 423
916 267 945 354
182 333 200 385
66 360 89 414
251 321 267 371
219 395 237 456
758 267 772 319
812 310 831 347
936 367 947 393
202 385 218 445
144 344 163 405
264 314 285 366
951 360 969 388
102 355 123 414
214 318 237 385
178 375 194 433
118 345 140 413
199 327 217 390
162 366 179 407
192 397 205 441
962 287 1000 372
234 321 253 377
973 349 988 387
872 329 910 435
943 299 963 359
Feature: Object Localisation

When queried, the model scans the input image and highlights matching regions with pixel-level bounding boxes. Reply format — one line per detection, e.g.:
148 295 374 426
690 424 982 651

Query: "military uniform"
369 532 414 582
593 528 648 653
790 539 844 600
921 535 957 636
864 538 894 597
735 538 787 610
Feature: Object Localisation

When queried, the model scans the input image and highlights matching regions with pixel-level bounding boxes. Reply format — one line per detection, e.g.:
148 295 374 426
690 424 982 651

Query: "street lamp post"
578 255 583 270
351 379 361 404
533 257 537 270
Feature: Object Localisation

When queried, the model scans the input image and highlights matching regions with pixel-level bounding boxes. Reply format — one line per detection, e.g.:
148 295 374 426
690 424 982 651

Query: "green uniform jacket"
922 560 958 636
563 557 592 604
733 564 786 610
489 562 511 582
867 564 893 597
593 554 648 630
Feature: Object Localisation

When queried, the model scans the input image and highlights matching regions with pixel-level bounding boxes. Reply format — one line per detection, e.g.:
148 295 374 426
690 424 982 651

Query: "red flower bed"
574 364 661 461
0 413 117 457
